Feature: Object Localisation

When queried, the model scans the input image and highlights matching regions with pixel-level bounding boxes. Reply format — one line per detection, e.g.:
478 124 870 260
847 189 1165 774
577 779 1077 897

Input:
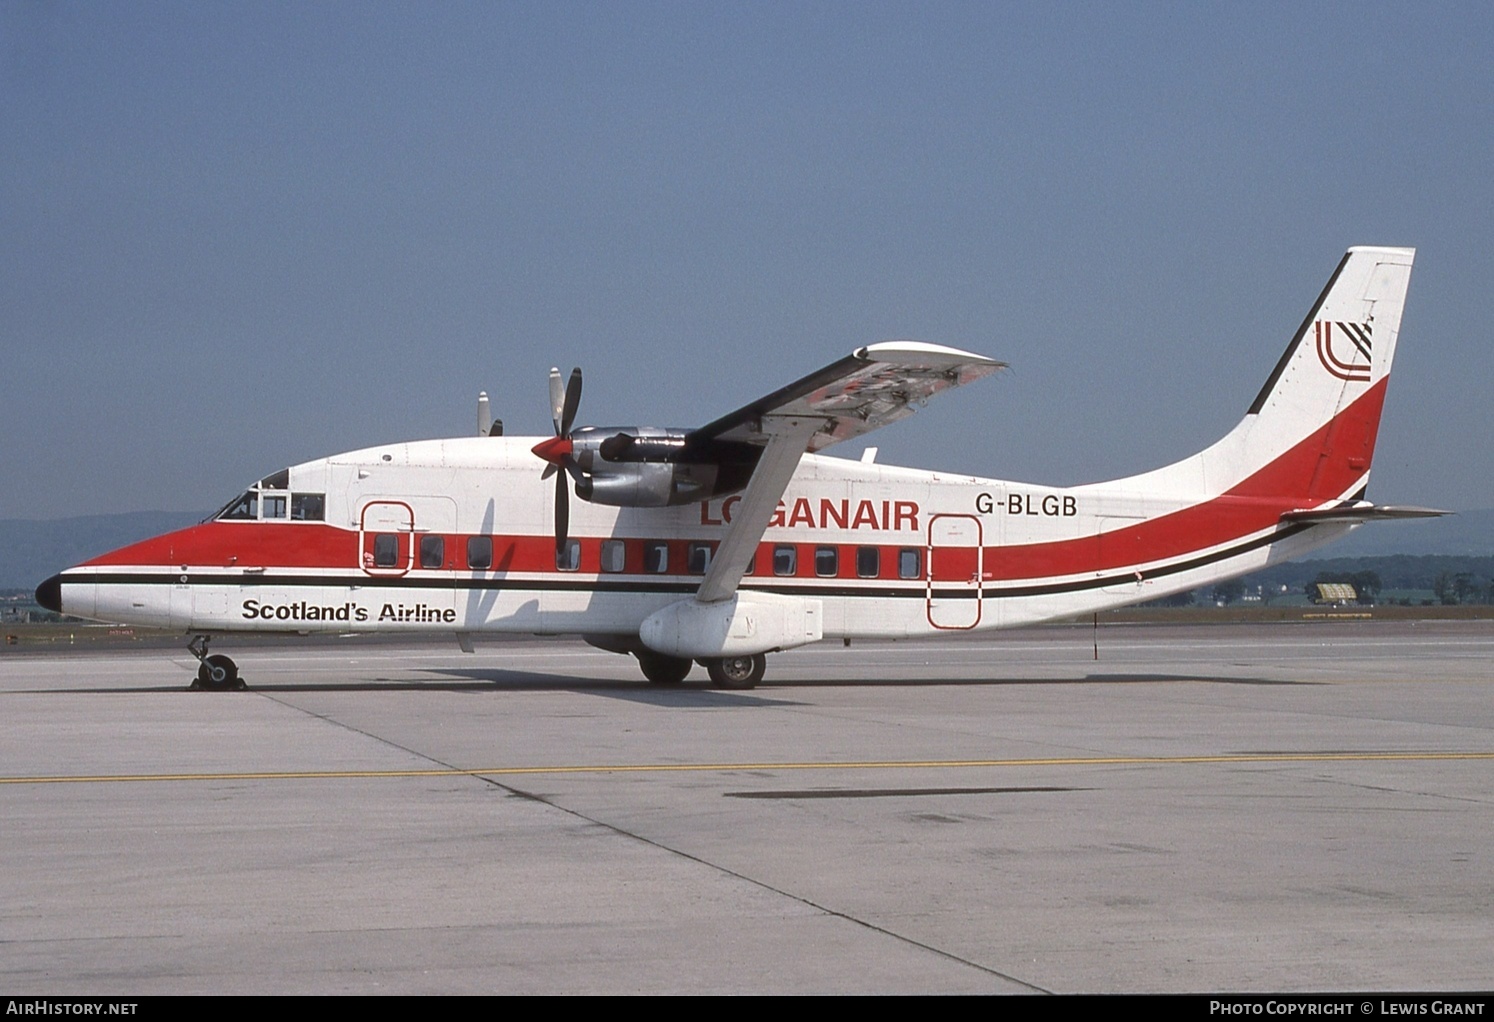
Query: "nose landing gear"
187 635 245 691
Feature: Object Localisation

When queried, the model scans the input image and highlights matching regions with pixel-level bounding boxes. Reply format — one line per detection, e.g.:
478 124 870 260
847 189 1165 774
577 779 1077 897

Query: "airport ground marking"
3 750 1494 787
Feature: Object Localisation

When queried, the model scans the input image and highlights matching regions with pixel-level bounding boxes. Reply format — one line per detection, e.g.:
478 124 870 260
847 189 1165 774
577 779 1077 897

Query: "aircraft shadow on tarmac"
30 668 1316 698
30 670 800 706
428 667 1315 693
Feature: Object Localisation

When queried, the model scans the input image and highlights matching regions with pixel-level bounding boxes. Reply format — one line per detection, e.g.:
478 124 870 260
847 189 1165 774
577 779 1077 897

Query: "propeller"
531 367 582 556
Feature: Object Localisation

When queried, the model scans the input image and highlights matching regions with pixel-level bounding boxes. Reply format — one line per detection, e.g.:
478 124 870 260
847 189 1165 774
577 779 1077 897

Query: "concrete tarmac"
1 619 1491 994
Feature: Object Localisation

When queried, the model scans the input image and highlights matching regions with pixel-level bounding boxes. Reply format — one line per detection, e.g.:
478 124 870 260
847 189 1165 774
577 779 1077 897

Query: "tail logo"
1315 320 1373 382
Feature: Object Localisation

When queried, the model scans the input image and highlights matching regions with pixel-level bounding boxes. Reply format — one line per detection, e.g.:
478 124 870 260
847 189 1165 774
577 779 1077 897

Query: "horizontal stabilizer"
1281 503 1451 524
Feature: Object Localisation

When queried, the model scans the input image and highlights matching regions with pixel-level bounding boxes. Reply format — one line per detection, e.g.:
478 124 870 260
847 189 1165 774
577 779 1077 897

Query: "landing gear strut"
704 654 766 690
187 635 244 691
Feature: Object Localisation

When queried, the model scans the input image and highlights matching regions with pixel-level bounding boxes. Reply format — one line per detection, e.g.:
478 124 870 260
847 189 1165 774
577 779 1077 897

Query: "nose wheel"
187 635 245 691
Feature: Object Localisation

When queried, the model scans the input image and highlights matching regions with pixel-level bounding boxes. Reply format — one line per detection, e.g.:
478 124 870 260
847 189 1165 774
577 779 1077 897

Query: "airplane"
35 246 1443 691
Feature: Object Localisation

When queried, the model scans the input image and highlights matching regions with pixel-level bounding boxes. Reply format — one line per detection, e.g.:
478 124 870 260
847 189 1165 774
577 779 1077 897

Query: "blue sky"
4 1 1490 519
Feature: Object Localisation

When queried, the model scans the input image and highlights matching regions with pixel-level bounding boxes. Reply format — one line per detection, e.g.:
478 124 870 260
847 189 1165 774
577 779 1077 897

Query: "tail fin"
1197 246 1415 504
1247 246 1414 423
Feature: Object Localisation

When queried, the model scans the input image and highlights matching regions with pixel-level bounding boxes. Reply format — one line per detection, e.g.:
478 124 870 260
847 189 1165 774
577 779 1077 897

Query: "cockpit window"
215 487 326 522
260 469 289 490
291 493 325 521
217 491 258 520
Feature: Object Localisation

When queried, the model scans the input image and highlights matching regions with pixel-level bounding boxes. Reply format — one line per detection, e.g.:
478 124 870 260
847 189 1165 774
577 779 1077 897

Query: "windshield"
214 490 258 521
209 480 325 523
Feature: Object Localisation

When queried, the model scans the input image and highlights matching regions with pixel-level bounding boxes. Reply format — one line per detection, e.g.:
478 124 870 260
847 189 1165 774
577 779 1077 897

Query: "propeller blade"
560 367 582 437
554 469 570 557
540 365 582 557
548 367 565 434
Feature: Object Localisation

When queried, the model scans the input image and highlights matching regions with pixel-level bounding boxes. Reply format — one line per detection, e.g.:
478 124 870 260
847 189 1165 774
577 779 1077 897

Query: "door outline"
360 500 414 577
926 513 983 630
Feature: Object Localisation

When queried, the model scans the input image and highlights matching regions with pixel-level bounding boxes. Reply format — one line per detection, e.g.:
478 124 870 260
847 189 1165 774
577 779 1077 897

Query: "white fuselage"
66 434 1351 641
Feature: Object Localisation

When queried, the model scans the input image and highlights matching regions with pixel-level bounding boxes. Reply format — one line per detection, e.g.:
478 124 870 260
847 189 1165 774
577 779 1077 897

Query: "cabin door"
360 500 414 575
926 514 983 630
357 497 459 625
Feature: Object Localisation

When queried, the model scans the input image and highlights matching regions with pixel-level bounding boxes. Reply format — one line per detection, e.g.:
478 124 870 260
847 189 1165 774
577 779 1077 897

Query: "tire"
636 653 691 685
706 654 765 690
196 654 240 691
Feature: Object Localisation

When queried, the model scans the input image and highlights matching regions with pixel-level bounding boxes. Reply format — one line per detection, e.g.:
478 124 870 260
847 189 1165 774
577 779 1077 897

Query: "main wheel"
196 654 242 691
636 653 691 685
706 654 766 690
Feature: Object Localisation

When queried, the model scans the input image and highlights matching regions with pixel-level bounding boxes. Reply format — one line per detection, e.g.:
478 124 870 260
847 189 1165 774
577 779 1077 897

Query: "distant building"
1310 583 1358 605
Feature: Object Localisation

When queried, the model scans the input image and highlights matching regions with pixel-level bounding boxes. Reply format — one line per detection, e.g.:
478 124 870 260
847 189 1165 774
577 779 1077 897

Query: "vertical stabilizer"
1247 246 1414 423
1191 247 1415 503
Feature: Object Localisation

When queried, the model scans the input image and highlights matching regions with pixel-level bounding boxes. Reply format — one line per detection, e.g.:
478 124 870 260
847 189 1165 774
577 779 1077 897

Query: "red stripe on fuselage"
82 520 358 569
997 377 1386 580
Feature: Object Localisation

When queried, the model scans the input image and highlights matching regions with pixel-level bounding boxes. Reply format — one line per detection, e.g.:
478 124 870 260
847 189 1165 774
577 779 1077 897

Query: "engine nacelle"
573 461 715 506
639 592 823 659
569 426 757 508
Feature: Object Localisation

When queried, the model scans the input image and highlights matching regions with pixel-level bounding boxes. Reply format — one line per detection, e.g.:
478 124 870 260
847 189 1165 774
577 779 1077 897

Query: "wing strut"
695 415 824 605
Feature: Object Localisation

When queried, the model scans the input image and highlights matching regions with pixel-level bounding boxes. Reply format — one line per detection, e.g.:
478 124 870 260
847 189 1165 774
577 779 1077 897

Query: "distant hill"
2 511 203 590
1241 554 1494 595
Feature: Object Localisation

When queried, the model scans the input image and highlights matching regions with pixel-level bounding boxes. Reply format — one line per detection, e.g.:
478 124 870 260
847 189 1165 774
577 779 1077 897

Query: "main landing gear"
187 635 245 691
633 651 767 690
704 654 767 690
635 652 691 685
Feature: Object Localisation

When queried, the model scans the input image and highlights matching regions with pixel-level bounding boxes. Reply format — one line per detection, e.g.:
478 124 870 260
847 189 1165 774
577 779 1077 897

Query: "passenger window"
856 546 880 578
556 540 581 572
291 493 325 521
467 536 493 570
815 546 838 577
773 545 796 576
600 540 626 573
687 542 714 575
644 542 668 574
263 494 288 520
419 535 444 570
899 548 921 579
373 534 399 568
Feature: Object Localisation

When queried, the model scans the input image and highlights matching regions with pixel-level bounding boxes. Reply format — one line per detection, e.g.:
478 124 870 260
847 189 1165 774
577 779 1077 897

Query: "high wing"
692 341 1004 603
690 340 1005 453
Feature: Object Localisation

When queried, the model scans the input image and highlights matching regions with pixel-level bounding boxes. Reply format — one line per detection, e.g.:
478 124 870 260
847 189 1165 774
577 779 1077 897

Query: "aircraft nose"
35 574 63 614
